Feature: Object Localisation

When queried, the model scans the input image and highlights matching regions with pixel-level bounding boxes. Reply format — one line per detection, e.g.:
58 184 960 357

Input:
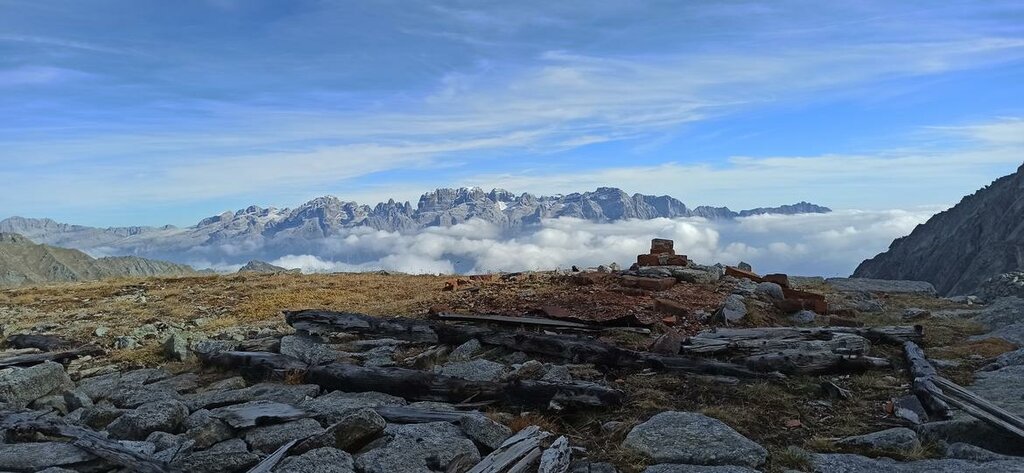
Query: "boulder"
836 427 921 451
106 399 189 440
715 295 748 323
449 338 482 361
331 407 387 451
280 334 344 365
754 282 784 301
300 390 405 424
789 310 817 324
810 452 1024 472
163 331 190 361
541 365 573 383
244 418 325 453
184 409 236 449
436 359 508 382
460 414 513 451
623 411 767 467
354 422 480 473
78 403 126 429
276 447 355 473
982 348 1024 371
0 442 97 472
0 362 72 407
172 438 261 473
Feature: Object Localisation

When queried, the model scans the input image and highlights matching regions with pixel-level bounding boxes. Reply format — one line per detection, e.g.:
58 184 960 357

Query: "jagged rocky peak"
0 232 32 244
854 164 1024 295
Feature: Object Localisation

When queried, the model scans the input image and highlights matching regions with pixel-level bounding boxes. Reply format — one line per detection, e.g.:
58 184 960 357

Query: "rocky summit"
854 163 1024 296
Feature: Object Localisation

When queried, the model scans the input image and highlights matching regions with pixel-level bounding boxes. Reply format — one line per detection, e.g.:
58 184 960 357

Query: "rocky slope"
0 233 197 286
854 164 1024 295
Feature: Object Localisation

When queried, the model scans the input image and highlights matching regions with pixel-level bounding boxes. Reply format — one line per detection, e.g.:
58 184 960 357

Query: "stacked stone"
637 238 688 267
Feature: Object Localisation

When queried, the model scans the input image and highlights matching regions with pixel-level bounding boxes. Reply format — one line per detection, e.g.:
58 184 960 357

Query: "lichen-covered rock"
715 295 748 323
280 334 344 365
172 438 261 473
449 339 482 362
276 447 355 473
460 414 513 451
623 411 767 467
184 409 236 449
754 282 784 301
436 359 508 382
0 442 97 472
0 362 72 407
810 452 1024 472
354 422 480 473
107 399 189 440
300 390 405 424
244 418 325 453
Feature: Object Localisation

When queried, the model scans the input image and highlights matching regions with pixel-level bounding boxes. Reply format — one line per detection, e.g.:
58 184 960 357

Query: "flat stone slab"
0 442 97 472
811 452 1024 472
623 411 767 468
827 278 937 295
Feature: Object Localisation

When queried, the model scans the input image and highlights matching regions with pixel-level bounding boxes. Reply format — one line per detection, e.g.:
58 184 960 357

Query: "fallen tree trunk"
284 310 774 379
372 406 481 424
684 332 872 357
4 334 75 352
744 350 890 375
197 350 308 379
306 362 624 409
903 341 950 420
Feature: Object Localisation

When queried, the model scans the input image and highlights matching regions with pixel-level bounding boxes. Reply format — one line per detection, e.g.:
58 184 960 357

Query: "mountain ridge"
0 232 197 287
1 186 831 268
854 164 1024 295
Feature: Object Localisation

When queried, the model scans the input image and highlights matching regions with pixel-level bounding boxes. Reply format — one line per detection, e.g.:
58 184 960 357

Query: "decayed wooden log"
538 436 571 473
903 341 950 419
0 346 103 368
7 419 168 473
686 326 921 349
306 362 623 409
284 310 772 379
372 406 481 424
5 334 75 352
744 350 890 375
468 426 551 473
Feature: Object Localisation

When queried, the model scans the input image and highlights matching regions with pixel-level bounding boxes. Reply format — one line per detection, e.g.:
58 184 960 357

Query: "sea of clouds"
226 208 940 277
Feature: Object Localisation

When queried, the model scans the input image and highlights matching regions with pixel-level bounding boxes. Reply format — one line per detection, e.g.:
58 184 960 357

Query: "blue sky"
2 0 1023 227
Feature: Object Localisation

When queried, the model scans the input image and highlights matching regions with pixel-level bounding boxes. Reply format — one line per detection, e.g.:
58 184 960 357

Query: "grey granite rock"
300 390 405 424
0 362 72 407
244 418 325 453
623 411 767 467
836 427 921 451
184 409 236 449
280 334 344 365
172 438 261 473
107 399 189 440
789 310 817 324
0 442 97 472
449 338 482 361
810 452 1024 472
188 382 320 410
715 295 748 323
163 331 190 361
460 414 513 450
754 282 784 300
276 447 355 473
436 359 508 382
354 421 480 473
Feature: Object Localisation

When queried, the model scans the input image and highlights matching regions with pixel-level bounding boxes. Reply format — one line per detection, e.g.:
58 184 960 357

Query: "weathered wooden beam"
468 426 551 473
932 376 1024 437
305 362 623 410
284 310 772 379
246 439 298 473
903 341 950 419
0 346 103 368
688 326 922 347
7 419 168 473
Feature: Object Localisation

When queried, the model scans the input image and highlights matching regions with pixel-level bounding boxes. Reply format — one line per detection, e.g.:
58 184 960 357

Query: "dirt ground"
0 271 1015 472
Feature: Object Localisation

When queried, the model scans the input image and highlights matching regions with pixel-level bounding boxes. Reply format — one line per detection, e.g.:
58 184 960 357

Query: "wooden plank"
468 426 549 473
7 420 168 473
0 346 103 368
538 436 571 473
929 388 1024 441
933 376 1024 433
903 341 950 419
434 312 597 329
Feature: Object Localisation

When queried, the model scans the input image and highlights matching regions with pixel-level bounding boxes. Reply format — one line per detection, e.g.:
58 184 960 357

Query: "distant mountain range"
1 187 830 268
855 163 1024 295
0 233 196 287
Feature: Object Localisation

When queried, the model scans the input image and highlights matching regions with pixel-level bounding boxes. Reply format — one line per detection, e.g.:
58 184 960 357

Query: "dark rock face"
854 164 1024 295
